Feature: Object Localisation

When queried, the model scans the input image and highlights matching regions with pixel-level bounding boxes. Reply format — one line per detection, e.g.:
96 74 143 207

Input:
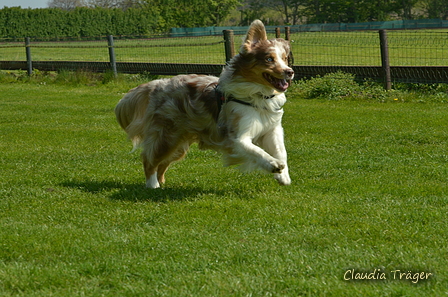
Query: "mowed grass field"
1 29 447 65
0 79 447 296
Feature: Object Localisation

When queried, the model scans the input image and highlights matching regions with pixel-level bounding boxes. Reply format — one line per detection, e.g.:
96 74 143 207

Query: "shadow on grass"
61 180 227 202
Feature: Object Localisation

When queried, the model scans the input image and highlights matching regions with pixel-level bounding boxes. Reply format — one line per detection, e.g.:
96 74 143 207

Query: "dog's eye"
266 57 274 63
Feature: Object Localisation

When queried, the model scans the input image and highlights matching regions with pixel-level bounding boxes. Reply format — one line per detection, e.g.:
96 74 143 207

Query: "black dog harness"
214 84 274 113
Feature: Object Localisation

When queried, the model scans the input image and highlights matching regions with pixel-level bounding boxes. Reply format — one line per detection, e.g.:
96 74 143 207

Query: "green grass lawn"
0 80 447 296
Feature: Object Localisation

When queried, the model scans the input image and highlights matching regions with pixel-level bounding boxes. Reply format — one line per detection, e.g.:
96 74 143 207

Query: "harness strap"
215 85 274 113
215 85 226 113
227 97 253 107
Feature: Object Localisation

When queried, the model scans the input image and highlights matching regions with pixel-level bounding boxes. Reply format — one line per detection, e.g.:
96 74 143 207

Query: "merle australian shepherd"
115 20 294 188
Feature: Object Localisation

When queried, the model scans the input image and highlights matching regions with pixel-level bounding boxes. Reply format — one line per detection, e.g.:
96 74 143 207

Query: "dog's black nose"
285 69 294 78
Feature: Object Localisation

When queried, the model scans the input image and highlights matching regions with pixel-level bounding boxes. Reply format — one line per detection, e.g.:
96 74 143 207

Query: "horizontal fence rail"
0 61 224 76
170 19 448 36
1 27 448 88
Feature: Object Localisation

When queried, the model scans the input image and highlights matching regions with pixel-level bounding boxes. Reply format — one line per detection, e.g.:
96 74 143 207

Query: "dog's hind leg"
142 136 169 189
147 173 160 188
142 131 190 188
141 122 174 188
156 143 189 185
143 153 160 188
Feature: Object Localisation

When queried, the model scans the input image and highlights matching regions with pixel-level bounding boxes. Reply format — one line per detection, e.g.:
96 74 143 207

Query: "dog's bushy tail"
115 85 150 151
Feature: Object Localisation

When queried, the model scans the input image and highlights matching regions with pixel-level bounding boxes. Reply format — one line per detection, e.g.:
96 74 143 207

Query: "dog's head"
235 20 294 92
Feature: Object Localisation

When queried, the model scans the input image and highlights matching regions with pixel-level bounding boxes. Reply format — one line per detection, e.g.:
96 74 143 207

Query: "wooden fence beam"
285 26 291 41
107 35 117 77
275 27 281 38
379 30 392 90
223 30 235 63
25 37 32 76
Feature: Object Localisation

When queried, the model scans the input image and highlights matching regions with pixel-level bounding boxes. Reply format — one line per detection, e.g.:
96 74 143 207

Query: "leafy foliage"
293 72 386 101
0 6 162 38
292 71 448 103
241 0 448 25
0 0 239 38
146 0 239 29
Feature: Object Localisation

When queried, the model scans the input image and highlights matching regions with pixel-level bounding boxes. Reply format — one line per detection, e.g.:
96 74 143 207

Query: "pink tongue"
264 73 289 91
275 79 289 91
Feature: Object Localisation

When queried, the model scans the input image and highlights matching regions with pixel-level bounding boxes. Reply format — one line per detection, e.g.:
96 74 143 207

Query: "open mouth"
263 73 289 92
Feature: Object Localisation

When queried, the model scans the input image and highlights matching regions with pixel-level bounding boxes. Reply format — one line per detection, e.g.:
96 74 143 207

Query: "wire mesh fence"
288 29 448 84
0 29 447 85
0 35 226 64
387 30 448 66
113 36 225 64
290 31 381 66
289 30 448 67
0 38 110 62
0 35 227 79
0 40 27 61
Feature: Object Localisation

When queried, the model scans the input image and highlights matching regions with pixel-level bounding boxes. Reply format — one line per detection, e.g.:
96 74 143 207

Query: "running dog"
115 20 294 188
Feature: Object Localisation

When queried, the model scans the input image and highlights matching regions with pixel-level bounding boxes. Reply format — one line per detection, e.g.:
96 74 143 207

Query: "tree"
238 0 269 26
47 0 86 10
399 0 419 19
86 0 136 8
86 0 119 8
48 0 142 10
301 0 406 24
270 0 306 25
352 0 400 22
144 0 239 28
421 0 448 20
119 0 143 9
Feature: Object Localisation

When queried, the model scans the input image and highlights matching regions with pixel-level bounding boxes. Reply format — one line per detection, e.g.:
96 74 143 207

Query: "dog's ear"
241 19 267 54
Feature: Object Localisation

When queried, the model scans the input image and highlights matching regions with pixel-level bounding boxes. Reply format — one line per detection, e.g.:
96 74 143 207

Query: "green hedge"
0 7 162 38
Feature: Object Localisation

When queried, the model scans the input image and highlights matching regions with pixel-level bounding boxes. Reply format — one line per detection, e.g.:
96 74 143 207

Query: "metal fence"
0 28 447 87
170 19 448 36
291 30 448 66
289 29 448 86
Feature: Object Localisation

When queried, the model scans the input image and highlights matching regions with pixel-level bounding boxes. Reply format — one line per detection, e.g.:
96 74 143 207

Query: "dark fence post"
223 30 235 63
25 37 32 76
285 26 291 41
107 35 117 77
285 27 294 66
275 27 281 38
379 30 391 90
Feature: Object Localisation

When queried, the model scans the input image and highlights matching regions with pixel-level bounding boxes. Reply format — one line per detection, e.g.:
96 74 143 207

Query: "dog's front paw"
275 172 291 185
274 164 291 185
269 160 285 173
